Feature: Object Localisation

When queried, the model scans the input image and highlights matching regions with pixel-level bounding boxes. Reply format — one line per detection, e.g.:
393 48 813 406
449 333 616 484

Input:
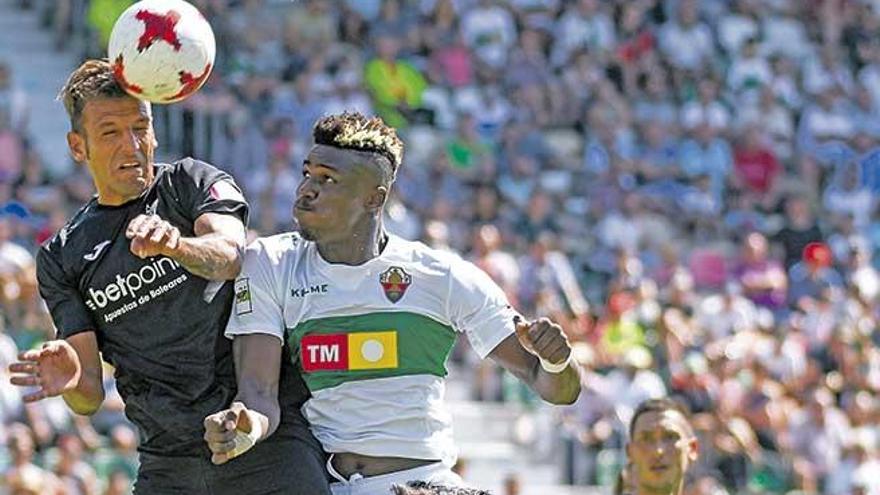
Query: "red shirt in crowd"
734 145 780 194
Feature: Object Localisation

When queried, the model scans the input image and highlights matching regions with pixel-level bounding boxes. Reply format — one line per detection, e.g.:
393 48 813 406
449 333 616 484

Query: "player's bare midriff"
330 453 436 478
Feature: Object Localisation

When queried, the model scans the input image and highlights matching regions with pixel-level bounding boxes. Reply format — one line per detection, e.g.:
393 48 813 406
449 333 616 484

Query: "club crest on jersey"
380 266 411 303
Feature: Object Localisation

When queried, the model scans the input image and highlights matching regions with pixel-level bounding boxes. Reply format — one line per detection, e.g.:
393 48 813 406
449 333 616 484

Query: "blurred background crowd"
1 0 880 493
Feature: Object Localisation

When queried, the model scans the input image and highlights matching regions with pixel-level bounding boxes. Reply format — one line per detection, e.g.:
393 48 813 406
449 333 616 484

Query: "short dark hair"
390 481 491 495
59 59 131 133
312 111 403 181
629 397 693 438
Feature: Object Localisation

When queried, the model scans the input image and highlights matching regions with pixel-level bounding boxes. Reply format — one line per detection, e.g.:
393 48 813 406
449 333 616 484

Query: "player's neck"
316 220 388 266
96 188 145 206
637 480 683 495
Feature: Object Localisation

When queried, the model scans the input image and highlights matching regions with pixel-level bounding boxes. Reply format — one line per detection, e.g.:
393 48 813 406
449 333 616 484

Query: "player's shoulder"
159 156 233 185
387 235 470 273
166 156 219 175
37 199 105 275
40 199 99 256
245 232 309 265
156 157 245 205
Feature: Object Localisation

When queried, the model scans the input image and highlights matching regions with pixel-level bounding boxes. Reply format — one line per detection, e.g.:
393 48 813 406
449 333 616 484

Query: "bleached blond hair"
312 112 403 181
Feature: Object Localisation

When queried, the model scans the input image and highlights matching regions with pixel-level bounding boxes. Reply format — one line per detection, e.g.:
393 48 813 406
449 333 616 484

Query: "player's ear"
365 185 388 212
144 102 158 149
687 437 699 462
67 131 87 163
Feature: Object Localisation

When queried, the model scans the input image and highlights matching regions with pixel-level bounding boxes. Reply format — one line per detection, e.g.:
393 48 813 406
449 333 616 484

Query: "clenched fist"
126 214 180 259
514 316 572 371
203 402 262 465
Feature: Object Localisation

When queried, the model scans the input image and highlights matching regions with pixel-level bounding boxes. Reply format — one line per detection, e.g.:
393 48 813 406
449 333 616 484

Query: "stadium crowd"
2 0 880 493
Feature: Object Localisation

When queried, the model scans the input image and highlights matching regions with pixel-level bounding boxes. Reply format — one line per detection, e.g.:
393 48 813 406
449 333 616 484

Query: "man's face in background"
627 410 698 494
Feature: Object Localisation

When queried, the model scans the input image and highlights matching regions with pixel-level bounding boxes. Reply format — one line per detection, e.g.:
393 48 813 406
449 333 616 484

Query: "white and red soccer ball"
108 0 216 104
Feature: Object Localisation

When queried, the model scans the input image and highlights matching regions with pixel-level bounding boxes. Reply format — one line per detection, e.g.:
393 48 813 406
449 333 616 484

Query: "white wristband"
539 355 571 374
228 413 264 460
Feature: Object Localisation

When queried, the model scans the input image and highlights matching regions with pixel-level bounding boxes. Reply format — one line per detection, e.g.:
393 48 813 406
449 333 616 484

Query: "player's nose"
296 180 319 200
120 128 142 154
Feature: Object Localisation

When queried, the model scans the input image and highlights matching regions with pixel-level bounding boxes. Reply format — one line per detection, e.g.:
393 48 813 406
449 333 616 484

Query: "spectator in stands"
0 215 36 332
733 232 788 313
718 0 759 56
102 469 133 495
732 127 781 207
785 388 851 493
0 62 29 134
626 398 699 495
471 224 520 306
658 0 713 71
286 0 337 50
444 113 493 179
85 0 134 54
695 282 757 342
773 195 824 270
52 433 98 495
364 34 428 128
0 109 24 183
4 422 64 494
823 160 876 229
460 0 517 70
552 0 616 67
787 242 844 308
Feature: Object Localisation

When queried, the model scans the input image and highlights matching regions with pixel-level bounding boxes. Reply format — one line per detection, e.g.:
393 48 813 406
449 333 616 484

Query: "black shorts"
133 432 331 495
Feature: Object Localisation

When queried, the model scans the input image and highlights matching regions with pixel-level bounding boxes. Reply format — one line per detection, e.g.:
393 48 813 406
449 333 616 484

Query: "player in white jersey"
203 112 581 494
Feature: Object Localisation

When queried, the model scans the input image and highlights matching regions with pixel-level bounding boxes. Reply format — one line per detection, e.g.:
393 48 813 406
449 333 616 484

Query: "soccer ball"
108 0 216 104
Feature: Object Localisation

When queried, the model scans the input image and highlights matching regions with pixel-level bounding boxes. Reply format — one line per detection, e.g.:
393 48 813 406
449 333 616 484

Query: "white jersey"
226 233 517 465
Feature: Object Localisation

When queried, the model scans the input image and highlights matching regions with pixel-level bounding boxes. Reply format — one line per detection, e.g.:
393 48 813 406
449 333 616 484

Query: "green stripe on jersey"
289 311 457 392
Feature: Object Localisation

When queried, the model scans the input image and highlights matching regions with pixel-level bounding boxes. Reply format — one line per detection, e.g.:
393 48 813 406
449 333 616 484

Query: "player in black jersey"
626 398 699 495
7 59 330 494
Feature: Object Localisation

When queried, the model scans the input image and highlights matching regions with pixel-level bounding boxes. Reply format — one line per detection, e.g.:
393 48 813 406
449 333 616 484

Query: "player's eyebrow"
302 160 339 172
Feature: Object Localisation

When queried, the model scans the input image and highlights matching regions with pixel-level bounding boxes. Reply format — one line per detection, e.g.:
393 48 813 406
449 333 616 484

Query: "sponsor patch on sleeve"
209 180 245 203
234 278 252 315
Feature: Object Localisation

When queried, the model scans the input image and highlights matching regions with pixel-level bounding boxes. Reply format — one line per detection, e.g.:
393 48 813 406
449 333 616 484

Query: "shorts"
327 456 462 495
134 433 331 494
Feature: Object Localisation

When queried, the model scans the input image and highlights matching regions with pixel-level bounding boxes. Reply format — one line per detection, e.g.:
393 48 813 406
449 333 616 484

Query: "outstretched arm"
8 332 104 415
204 334 281 465
488 317 580 405
127 212 246 281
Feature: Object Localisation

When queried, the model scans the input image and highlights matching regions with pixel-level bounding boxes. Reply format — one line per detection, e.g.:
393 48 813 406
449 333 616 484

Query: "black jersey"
37 158 307 456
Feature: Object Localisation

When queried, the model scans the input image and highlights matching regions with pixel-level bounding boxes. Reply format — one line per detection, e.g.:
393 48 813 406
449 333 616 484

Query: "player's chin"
645 469 676 486
293 212 319 240
132 178 153 195
115 178 149 198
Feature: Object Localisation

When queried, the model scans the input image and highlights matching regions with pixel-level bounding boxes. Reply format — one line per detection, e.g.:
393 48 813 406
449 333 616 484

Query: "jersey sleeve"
172 158 249 226
225 239 285 342
447 256 519 359
36 242 96 339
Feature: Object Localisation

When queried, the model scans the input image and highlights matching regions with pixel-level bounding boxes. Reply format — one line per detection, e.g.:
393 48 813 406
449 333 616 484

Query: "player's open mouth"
119 162 142 170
